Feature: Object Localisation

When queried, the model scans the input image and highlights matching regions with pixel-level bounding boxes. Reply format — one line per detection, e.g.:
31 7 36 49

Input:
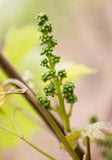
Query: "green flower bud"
37 96 50 110
36 13 48 26
40 35 57 47
41 46 53 56
44 82 56 97
38 23 52 34
66 95 78 104
49 38 57 48
62 81 75 96
40 58 49 67
41 70 56 82
51 55 61 64
58 69 67 79
90 116 98 124
39 35 53 45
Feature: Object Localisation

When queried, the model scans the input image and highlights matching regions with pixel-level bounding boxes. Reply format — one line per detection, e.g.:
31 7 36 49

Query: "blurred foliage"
0 0 85 43
0 24 40 151
0 95 38 150
63 64 96 83
3 24 40 67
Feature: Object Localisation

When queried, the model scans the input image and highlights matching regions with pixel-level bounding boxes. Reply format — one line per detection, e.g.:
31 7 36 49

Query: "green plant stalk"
5 79 80 160
54 78 70 132
0 125 56 160
48 56 55 70
68 103 74 117
50 107 59 113
48 57 70 132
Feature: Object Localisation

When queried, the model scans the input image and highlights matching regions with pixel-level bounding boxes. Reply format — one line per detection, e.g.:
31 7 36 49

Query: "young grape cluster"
36 13 77 110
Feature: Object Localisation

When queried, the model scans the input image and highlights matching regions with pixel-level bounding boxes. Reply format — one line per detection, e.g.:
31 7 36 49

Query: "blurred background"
0 0 112 160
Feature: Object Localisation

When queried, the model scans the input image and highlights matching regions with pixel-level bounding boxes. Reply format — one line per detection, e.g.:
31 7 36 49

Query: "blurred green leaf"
0 94 39 150
18 48 46 95
0 70 7 82
3 24 40 67
63 63 96 83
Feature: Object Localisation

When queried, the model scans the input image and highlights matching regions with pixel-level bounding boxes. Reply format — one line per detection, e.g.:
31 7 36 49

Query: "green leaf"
18 48 47 95
0 94 39 150
56 60 96 83
0 70 7 82
63 63 96 83
3 24 40 67
60 130 81 150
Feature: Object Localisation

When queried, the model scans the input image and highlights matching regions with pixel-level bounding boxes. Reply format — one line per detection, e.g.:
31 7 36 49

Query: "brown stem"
0 51 27 84
86 136 91 160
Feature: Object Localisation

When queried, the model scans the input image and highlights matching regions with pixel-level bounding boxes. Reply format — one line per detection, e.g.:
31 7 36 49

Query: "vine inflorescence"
36 13 77 132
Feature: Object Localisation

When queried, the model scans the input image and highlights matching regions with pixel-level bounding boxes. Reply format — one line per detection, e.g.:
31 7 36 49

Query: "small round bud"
36 13 48 26
41 46 53 56
62 81 75 96
38 23 52 34
49 38 57 48
39 35 57 48
44 82 56 97
66 95 78 104
58 69 67 79
90 116 98 124
37 96 50 110
40 58 49 67
41 70 56 82
51 55 61 64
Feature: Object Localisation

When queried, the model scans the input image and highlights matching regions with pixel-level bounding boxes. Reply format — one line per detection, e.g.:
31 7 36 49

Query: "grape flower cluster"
41 70 56 82
62 81 77 103
36 13 77 111
37 96 50 110
44 82 56 97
